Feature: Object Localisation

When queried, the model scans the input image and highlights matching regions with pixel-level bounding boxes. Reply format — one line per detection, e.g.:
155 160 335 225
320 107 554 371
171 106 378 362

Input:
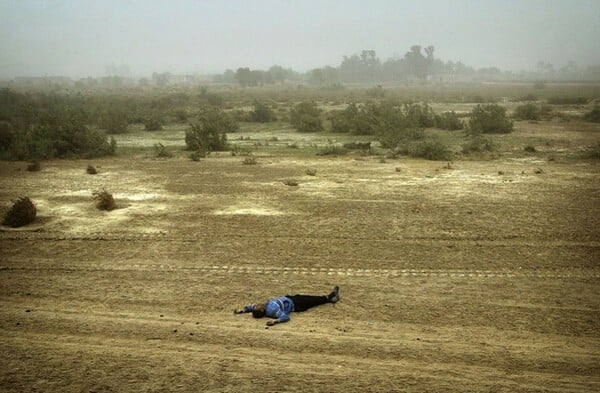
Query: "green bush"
7 111 116 160
408 139 452 161
185 107 238 152
316 144 347 156
93 189 116 211
290 101 323 132
466 104 513 135
0 120 14 151
330 103 376 135
461 136 496 154
144 115 164 131
513 103 541 120
404 103 435 128
250 101 276 122
434 111 464 130
98 109 129 134
153 142 173 158
583 107 600 123
2 196 36 227
206 93 224 107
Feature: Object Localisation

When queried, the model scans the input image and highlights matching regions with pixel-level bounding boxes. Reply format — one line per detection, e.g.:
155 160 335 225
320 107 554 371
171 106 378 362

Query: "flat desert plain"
1 133 599 392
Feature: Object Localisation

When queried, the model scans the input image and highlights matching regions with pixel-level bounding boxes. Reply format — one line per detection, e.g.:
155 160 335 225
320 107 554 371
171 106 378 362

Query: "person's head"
251 303 265 318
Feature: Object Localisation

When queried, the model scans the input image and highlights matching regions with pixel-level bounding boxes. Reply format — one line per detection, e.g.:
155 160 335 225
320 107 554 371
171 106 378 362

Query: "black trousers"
285 294 329 312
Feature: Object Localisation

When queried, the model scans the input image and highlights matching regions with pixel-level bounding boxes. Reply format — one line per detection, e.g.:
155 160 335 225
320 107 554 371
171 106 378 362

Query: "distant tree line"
215 45 600 87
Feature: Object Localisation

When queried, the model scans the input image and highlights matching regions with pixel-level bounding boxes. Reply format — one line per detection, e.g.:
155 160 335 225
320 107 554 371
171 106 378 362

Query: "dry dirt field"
1 129 599 392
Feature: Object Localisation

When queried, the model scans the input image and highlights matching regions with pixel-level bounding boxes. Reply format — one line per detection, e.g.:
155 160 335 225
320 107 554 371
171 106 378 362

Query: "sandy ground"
1 144 599 392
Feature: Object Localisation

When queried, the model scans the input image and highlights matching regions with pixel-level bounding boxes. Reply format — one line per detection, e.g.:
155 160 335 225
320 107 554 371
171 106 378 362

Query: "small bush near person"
2 196 36 227
93 190 116 211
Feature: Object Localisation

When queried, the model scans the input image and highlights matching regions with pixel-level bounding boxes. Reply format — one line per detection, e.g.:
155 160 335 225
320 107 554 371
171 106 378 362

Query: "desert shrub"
581 141 600 159
513 103 541 120
242 157 257 165
98 109 129 134
27 161 41 172
2 196 36 227
404 103 435 128
185 107 238 152
173 109 189 123
539 105 553 119
408 139 452 161
190 149 206 161
583 107 600 123
316 144 347 156
206 93 224 106
12 112 115 160
290 101 323 132
153 142 172 158
0 120 14 151
342 141 371 150
230 144 252 156
93 189 116 211
434 111 464 130
365 101 424 148
231 110 253 122
86 165 98 174
305 168 317 176
524 145 537 153
283 179 299 186
366 85 385 98
250 101 276 122
547 96 588 105
144 115 164 131
462 136 496 154
466 104 513 135
330 103 376 135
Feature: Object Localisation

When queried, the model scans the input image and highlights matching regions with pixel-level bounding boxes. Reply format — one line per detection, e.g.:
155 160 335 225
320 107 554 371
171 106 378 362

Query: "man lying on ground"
234 286 340 326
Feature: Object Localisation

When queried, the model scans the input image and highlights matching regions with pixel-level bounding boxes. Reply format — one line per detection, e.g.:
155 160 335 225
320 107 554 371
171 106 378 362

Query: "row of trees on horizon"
6 45 600 89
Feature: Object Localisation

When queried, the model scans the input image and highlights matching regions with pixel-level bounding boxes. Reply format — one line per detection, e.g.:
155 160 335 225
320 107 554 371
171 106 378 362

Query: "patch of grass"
2 196 36 227
305 168 317 176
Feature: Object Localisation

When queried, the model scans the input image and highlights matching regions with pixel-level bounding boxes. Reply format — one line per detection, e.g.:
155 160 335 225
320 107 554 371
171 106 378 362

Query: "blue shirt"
243 296 295 323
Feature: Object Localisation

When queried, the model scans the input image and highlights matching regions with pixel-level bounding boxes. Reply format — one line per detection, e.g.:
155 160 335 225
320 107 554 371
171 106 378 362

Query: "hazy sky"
1 0 599 78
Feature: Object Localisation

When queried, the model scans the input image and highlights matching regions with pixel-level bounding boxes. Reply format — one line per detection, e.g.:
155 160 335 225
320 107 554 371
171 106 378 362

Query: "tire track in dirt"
2 264 598 279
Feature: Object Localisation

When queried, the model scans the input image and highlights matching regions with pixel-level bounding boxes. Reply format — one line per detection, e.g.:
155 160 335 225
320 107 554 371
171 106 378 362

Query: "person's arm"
266 309 290 325
233 304 255 314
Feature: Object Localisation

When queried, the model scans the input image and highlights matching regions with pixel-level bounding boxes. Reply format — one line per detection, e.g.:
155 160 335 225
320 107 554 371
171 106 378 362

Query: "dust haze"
1 0 599 78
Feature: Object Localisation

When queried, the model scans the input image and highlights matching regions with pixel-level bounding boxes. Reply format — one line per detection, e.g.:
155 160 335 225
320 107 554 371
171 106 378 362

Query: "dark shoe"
328 285 340 303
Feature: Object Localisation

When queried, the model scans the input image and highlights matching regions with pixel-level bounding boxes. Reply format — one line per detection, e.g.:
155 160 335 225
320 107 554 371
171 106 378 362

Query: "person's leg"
285 294 329 312
286 286 339 312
